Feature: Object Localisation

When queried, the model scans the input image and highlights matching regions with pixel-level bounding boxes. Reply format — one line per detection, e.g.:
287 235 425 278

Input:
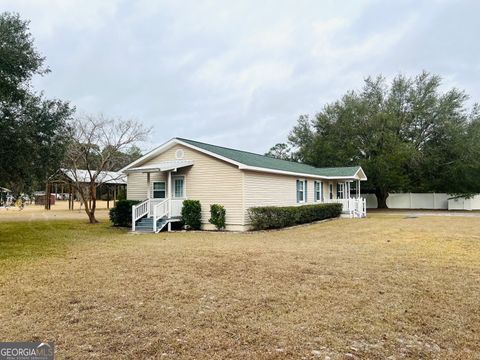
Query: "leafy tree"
102 145 143 171
0 12 73 193
285 72 480 207
265 143 294 160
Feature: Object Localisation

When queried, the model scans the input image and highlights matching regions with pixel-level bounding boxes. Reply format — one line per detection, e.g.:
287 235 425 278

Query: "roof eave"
120 138 180 173
239 164 367 180
124 160 194 174
120 137 368 181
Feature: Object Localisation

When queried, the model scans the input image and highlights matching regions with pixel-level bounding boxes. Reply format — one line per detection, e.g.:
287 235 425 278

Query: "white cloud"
0 0 121 38
1 0 479 152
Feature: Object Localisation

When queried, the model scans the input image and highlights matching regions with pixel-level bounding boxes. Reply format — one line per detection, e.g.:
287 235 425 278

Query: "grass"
0 215 479 359
0 221 120 261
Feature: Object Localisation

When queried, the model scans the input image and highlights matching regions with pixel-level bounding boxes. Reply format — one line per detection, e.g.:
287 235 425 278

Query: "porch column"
356 180 361 199
146 172 151 199
168 171 172 216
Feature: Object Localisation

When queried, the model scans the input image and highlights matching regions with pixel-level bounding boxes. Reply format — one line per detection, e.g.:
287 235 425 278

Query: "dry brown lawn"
0 200 110 222
0 214 479 359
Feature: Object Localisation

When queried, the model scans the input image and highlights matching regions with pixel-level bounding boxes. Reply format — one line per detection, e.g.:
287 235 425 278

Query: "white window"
314 181 323 202
296 179 307 203
337 183 345 199
152 181 165 199
172 176 185 198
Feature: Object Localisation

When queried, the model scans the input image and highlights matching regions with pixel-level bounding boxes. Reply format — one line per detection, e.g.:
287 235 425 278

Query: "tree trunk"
45 181 51 210
87 210 98 224
78 183 98 224
86 183 98 223
375 188 389 209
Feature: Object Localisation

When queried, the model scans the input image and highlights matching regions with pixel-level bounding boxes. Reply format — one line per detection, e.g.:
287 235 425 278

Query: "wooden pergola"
45 169 127 210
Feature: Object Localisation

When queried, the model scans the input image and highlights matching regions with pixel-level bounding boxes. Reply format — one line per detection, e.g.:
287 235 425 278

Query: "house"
121 138 367 232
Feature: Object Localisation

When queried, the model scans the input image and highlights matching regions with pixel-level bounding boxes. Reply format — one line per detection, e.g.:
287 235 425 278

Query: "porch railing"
326 198 366 218
132 199 149 231
170 199 183 217
132 198 186 232
153 199 169 233
149 199 164 217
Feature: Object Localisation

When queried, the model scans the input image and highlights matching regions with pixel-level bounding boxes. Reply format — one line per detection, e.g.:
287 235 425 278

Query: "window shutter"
304 180 307 202
296 180 299 203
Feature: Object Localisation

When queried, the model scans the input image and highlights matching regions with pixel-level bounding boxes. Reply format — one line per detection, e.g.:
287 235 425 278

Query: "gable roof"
177 138 364 178
122 137 367 180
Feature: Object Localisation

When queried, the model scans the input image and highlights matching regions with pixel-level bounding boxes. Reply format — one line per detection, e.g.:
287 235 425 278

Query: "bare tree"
65 114 150 223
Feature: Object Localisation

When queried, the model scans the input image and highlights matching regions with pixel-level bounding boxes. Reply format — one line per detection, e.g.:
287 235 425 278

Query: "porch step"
134 217 168 233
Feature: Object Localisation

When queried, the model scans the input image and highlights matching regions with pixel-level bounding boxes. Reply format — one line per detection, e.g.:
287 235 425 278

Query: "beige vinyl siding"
127 172 167 200
243 170 343 223
137 144 244 227
243 171 297 210
126 142 352 229
127 173 147 200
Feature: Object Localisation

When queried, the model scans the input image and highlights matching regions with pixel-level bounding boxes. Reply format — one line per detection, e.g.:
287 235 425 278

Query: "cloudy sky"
2 0 479 153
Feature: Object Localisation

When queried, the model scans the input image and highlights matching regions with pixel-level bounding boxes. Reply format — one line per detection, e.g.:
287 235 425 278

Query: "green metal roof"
176 138 362 178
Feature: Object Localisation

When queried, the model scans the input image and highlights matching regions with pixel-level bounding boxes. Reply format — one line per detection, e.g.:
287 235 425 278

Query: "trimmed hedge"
247 203 342 230
181 199 202 230
109 200 140 227
209 204 226 230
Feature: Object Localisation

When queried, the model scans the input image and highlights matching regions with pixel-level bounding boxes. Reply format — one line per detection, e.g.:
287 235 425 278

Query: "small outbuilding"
46 169 127 210
0 187 12 206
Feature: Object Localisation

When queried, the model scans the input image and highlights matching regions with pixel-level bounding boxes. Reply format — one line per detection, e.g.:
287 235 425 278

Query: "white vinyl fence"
363 193 480 210
447 195 480 211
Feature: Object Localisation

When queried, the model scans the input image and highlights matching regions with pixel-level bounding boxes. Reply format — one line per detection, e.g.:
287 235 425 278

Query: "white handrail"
132 199 150 231
153 199 169 233
325 197 366 218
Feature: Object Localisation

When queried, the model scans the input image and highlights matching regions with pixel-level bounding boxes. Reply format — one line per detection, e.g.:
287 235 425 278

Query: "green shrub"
117 187 126 201
181 199 202 230
209 204 226 230
109 199 140 227
247 203 342 230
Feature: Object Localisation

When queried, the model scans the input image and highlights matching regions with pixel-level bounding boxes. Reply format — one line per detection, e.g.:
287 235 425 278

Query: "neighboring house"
121 138 367 232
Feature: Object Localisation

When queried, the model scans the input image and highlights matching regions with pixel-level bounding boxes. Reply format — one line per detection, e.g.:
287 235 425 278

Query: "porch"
325 180 367 218
126 160 193 233
327 198 367 218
